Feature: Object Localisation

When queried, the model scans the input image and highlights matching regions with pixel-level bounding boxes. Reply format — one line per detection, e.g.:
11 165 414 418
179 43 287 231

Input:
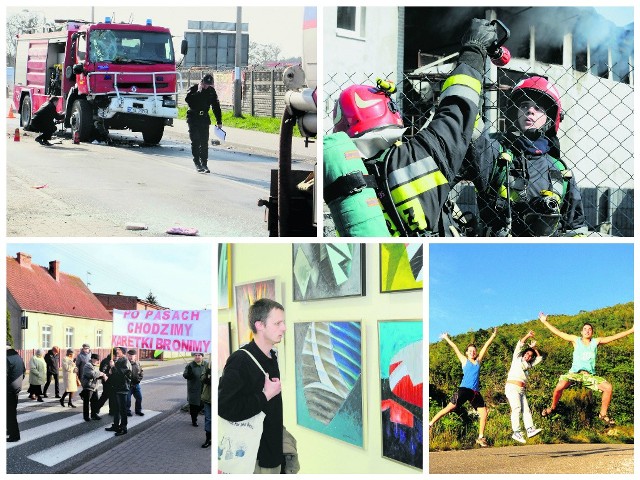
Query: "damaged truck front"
14 18 185 144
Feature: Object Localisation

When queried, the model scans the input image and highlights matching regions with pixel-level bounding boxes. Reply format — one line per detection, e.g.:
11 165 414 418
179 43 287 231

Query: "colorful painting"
218 244 232 309
294 321 363 447
380 244 423 293
378 320 423 469
217 322 232 375
234 279 277 346
292 244 365 301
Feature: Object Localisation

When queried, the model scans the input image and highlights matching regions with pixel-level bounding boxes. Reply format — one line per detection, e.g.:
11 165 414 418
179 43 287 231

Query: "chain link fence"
323 61 634 237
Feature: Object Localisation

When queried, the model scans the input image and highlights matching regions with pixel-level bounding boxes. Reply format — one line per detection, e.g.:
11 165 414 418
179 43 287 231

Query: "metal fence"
323 61 634 236
177 67 289 118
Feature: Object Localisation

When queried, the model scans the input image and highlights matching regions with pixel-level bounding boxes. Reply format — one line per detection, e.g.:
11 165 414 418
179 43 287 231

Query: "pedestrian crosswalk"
28 411 161 467
10 392 160 467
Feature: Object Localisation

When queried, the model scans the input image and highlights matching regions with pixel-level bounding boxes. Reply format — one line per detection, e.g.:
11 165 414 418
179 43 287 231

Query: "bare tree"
249 41 283 67
6 10 48 66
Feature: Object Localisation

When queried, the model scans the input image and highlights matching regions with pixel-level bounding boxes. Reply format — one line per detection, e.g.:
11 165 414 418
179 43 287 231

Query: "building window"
337 7 366 37
65 327 74 349
96 329 103 348
41 325 52 349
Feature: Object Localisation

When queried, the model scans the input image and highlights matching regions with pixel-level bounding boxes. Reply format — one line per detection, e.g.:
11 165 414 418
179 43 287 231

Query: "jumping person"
505 330 543 443
428 328 498 447
538 312 634 425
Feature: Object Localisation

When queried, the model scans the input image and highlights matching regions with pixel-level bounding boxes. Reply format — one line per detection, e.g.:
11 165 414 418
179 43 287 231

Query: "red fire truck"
13 18 186 144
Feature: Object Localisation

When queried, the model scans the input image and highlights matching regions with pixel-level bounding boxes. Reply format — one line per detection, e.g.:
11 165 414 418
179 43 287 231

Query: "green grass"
177 107 301 136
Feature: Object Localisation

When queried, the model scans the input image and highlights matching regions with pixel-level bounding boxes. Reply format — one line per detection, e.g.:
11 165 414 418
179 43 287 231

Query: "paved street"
7 361 211 474
6 116 316 237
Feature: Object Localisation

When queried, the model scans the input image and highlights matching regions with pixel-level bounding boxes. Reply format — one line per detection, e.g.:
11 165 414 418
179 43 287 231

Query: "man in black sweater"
7 343 26 442
30 96 65 146
219 298 285 474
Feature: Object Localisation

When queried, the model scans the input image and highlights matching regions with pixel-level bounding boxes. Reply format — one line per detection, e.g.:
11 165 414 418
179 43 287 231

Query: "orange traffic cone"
7 107 16 119
14 128 20 142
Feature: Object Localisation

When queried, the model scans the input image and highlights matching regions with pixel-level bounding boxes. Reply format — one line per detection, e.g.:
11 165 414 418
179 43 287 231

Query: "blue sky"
7 243 213 310
429 244 633 342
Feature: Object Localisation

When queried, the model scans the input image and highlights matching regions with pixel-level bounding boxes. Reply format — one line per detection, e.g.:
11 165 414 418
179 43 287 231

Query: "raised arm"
538 312 575 342
478 327 497 362
597 324 634 345
440 333 467 364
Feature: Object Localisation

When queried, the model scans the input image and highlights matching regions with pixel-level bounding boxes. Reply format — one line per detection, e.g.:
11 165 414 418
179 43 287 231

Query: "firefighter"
30 95 65 146
459 76 587 236
325 18 498 237
185 74 223 173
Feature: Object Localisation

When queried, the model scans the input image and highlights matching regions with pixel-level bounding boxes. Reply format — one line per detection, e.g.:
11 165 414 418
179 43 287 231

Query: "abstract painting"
294 321 363 447
380 243 423 293
378 320 423 469
217 322 232 375
234 278 277 346
292 244 365 301
218 243 232 309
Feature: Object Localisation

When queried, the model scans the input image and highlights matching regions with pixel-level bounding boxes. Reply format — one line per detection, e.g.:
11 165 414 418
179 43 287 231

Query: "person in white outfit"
505 330 543 444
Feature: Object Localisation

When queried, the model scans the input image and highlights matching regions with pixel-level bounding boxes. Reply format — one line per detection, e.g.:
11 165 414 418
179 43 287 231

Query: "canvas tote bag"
218 349 268 474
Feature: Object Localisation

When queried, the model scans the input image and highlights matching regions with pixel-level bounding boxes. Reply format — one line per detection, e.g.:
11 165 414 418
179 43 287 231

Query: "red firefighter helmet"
511 76 563 133
333 84 404 138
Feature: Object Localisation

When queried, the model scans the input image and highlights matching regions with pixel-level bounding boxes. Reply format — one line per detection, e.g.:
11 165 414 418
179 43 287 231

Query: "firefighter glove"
461 18 498 53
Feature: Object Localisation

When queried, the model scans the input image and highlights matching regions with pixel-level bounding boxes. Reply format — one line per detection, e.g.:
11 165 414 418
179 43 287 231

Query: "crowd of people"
7 341 211 449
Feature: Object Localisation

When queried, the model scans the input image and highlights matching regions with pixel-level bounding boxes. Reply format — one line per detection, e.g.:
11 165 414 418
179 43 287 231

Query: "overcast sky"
6 242 214 310
6 5 308 59
429 244 634 343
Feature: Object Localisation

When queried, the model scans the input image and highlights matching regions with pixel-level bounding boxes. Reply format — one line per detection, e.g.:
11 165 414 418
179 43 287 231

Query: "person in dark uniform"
30 95 65 146
43 346 60 398
185 74 223 173
6 342 26 442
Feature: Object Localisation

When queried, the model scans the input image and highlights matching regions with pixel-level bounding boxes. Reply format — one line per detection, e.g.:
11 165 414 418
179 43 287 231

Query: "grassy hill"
428 302 634 450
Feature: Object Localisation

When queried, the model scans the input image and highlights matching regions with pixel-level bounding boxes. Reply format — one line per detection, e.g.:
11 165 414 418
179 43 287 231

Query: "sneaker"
135 412 145 416
526 426 542 438
42 140 54 146
202 167 210 173
512 431 526 444
475 436 489 447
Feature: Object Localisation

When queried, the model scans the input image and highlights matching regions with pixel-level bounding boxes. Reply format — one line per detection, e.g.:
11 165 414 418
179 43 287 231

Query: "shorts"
559 371 607 391
450 387 485 409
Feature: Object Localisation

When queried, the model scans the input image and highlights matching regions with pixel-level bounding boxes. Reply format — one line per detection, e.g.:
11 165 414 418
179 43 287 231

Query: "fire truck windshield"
88 29 174 64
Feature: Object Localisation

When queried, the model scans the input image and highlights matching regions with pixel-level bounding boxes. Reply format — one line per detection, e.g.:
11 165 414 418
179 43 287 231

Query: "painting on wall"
380 244 423 293
218 322 232 375
292 244 365 301
234 278 277 347
218 243 232 310
378 320 423 470
294 321 363 447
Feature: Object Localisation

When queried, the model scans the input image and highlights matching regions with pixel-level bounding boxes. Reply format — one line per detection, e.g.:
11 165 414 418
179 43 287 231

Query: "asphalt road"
429 443 634 474
7 362 190 474
6 118 297 237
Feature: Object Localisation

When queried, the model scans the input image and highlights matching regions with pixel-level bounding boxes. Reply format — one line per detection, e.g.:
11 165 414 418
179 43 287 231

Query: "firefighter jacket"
460 131 587 236
365 59 484 236
185 84 222 125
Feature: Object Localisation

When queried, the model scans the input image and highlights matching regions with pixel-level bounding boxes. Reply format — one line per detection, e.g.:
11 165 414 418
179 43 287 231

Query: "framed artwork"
218 243 232 310
380 243 423 293
378 320 423 470
294 321 363 447
217 322 232 375
234 278 277 347
292 244 365 301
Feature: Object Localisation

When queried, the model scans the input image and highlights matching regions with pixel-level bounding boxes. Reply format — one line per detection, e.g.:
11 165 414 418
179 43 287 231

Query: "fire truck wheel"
20 96 33 129
141 120 165 145
71 99 94 142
